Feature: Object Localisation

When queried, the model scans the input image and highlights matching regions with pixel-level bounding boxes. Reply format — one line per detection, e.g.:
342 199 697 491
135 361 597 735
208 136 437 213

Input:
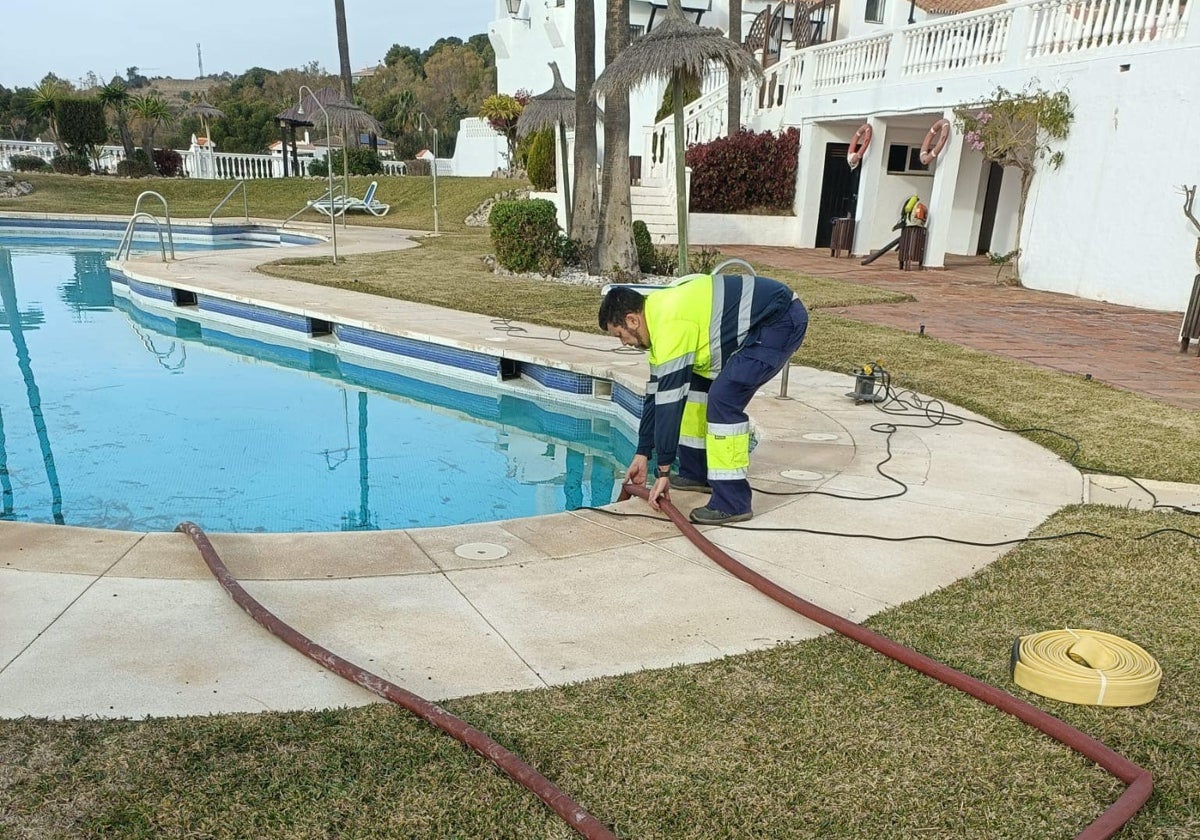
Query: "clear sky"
0 1 496 89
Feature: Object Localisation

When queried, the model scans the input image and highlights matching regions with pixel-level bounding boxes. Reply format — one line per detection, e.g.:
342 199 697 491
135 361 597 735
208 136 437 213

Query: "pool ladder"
116 190 177 261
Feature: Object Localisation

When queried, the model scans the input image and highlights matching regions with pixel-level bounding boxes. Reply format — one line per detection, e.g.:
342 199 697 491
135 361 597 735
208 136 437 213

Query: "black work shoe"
689 506 753 525
669 474 712 493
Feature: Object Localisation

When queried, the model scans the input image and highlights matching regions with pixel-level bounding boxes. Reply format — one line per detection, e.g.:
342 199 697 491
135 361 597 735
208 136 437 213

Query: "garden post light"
298 85 338 265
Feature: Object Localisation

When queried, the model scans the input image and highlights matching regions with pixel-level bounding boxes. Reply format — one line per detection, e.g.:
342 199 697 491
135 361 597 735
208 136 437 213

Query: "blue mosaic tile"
126 277 174 302
336 325 500 377
523 362 594 395
612 383 645 420
198 296 310 333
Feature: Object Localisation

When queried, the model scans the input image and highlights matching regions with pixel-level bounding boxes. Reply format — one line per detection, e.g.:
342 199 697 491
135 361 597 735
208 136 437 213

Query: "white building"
489 0 1199 312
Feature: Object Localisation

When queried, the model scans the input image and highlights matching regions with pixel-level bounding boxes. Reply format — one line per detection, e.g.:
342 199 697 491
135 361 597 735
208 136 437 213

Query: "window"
865 0 885 24
886 143 933 175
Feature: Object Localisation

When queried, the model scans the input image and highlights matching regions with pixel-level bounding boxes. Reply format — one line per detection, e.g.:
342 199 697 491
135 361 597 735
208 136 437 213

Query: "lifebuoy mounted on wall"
847 123 872 170
919 118 951 166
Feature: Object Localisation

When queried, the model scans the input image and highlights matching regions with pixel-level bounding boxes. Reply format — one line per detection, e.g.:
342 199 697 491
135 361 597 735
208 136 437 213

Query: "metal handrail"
128 190 176 259
116 212 169 262
209 180 249 224
280 182 344 228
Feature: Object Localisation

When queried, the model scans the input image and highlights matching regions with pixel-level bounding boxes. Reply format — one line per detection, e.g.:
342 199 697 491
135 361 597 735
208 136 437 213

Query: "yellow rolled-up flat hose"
1011 629 1161 707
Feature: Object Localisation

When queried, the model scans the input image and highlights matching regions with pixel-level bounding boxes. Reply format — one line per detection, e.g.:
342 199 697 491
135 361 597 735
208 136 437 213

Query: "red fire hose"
176 522 618 840
615 485 1151 840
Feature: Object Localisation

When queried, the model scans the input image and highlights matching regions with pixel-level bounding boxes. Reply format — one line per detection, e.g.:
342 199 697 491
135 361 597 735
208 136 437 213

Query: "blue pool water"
0 245 634 532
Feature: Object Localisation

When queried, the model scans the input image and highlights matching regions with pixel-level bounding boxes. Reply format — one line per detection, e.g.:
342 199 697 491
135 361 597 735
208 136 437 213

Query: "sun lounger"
307 180 390 218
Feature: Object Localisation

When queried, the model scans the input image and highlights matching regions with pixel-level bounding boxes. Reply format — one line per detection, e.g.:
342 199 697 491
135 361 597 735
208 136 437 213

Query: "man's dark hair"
598 286 647 330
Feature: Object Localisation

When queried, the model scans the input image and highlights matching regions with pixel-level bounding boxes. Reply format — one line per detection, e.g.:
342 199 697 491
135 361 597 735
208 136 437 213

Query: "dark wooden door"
814 143 861 248
976 162 1004 254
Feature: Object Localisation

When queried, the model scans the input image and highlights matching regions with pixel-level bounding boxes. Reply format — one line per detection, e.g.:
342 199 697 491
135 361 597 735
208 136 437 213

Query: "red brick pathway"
730 246 1200 412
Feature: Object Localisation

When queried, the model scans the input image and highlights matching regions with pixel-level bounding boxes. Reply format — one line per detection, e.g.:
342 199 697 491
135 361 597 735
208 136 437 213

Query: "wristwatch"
657 465 671 478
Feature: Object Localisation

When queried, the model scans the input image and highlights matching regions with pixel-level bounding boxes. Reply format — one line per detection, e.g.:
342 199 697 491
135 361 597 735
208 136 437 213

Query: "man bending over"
599 273 808 525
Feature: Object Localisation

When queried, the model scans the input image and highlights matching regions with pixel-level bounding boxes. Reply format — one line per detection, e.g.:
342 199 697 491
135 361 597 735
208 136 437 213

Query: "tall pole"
419 114 440 234
298 86 337 265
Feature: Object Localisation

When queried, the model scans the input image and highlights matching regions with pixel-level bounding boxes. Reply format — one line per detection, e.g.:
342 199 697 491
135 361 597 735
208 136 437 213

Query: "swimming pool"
0 244 636 532
0 217 322 252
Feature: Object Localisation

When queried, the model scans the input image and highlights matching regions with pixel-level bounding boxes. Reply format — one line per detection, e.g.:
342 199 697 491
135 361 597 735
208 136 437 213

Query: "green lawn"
1 175 1197 839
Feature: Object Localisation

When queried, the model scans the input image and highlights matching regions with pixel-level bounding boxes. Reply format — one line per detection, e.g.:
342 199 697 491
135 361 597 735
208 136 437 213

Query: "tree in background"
98 78 136 161
55 97 108 171
479 91 528 173
595 0 638 276
27 80 66 152
572 0 599 249
129 94 174 160
955 85 1073 281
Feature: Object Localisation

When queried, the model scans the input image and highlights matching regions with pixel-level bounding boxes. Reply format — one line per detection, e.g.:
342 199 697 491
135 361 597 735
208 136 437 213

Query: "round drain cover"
454 542 510 561
780 469 824 481
802 432 840 441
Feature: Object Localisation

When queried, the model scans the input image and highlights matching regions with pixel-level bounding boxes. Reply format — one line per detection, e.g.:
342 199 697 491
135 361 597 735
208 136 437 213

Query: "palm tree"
26 81 64 153
98 78 135 160
572 0 599 248
129 94 174 163
727 0 743 136
594 0 762 274
595 0 638 276
334 1 354 104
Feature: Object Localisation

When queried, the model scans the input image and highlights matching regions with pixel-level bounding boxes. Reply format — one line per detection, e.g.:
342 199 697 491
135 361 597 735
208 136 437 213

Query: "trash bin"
830 216 855 258
898 225 927 271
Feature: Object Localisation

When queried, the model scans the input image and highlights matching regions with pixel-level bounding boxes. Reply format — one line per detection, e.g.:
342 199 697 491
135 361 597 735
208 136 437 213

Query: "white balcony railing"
1027 0 1191 57
638 0 1192 170
901 6 1013 76
809 34 892 89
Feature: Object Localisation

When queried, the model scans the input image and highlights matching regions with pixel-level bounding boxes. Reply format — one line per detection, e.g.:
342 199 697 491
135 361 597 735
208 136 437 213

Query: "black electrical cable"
490 318 642 355
587 367 1200 545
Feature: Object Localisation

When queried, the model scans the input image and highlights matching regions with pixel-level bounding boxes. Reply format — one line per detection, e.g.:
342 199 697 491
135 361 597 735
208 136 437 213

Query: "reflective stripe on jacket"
638 274 796 469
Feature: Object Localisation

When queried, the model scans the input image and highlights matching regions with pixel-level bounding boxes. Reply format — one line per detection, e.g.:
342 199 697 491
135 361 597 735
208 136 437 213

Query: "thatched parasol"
327 98 387 226
183 96 224 144
594 0 763 273
517 62 577 235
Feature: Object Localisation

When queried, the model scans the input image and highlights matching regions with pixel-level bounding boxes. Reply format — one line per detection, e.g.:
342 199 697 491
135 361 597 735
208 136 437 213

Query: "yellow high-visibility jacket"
637 273 796 470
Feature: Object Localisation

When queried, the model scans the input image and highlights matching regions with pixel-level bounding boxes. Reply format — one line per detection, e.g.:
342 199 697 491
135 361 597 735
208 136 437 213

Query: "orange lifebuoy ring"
919 118 951 166
847 123 872 170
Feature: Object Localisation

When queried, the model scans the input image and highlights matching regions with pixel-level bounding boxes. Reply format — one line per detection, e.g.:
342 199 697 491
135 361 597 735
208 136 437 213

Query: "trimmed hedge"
8 154 49 172
686 127 800 214
153 148 184 177
526 129 556 191
633 220 655 273
488 198 561 274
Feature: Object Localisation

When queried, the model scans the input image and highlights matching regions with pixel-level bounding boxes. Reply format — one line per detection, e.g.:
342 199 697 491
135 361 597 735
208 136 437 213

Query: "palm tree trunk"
673 71 688 275
596 0 638 276
572 0 599 245
727 0 742 136
334 0 354 101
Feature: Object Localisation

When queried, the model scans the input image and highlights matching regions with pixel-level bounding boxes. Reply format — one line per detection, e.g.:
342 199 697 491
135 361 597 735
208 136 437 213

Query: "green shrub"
633 220 655 273
116 158 156 177
8 154 49 172
50 153 92 175
310 147 384 177
488 198 561 274
526 129 556 191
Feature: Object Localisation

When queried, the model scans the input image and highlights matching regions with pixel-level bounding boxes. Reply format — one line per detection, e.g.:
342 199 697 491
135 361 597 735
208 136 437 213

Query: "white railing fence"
636 0 1192 173
0 138 416 180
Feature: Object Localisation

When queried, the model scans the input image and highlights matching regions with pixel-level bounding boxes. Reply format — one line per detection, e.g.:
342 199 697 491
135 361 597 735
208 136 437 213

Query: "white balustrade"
1027 0 1190 57
902 7 1013 76
809 34 891 89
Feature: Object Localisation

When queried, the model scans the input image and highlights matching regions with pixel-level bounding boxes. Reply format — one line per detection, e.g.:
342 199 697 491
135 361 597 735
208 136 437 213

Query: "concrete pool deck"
2 220 1194 719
